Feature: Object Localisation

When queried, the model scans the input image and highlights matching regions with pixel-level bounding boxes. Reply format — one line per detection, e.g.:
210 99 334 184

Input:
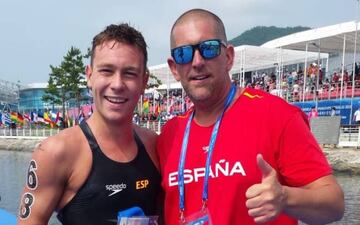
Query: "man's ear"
167 57 181 81
143 69 150 92
225 45 235 72
85 65 93 89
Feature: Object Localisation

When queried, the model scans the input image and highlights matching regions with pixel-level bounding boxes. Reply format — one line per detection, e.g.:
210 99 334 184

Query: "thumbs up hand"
245 154 287 223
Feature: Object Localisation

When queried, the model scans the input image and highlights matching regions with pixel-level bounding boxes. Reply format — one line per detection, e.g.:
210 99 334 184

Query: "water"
0 150 60 225
0 149 359 225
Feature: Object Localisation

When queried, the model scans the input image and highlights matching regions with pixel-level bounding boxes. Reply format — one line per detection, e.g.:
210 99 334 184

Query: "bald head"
170 9 227 48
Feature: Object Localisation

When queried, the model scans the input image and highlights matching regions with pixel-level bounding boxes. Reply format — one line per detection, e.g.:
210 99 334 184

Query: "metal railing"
338 126 360 147
0 120 167 139
139 120 166 134
0 127 60 139
2 122 359 148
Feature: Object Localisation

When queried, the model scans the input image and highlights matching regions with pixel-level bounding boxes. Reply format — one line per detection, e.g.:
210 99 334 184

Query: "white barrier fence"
0 120 166 139
338 126 360 148
0 127 60 139
1 122 359 148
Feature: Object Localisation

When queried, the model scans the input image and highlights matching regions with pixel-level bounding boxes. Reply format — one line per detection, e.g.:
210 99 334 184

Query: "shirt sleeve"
277 111 332 187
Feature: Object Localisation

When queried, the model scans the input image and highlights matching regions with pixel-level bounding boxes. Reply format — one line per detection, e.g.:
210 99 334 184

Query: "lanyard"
178 84 236 219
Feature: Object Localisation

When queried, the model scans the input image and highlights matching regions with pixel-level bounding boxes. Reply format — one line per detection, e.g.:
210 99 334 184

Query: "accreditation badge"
180 208 212 225
118 216 158 225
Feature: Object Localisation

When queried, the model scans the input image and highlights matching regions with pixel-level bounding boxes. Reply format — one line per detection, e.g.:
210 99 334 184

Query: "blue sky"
0 0 359 84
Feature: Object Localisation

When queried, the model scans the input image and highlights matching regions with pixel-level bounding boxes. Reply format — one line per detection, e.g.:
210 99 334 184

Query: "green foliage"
42 74 61 107
42 46 86 116
228 26 311 47
147 72 162 89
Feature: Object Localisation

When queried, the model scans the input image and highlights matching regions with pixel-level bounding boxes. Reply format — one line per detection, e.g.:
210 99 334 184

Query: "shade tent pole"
181 88 184 113
276 48 281 95
281 48 284 99
239 50 242 87
340 34 347 100
326 56 330 99
238 49 242 87
303 43 308 102
316 39 321 110
350 22 359 124
297 63 299 73
242 49 246 87
167 71 170 113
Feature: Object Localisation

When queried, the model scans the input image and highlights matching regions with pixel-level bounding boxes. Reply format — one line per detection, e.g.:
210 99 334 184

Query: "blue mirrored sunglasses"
171 39 227 65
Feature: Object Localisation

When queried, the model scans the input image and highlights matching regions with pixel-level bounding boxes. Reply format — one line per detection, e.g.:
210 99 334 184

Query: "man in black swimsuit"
17 23 161 225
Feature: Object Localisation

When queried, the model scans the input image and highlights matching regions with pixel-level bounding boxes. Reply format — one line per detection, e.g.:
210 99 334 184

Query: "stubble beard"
184 84 214 104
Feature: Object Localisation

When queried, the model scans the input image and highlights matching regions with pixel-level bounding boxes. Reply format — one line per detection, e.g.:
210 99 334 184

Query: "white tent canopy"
261 21 360 53
149 46 327 86
230 45 327 73
148 63 177 86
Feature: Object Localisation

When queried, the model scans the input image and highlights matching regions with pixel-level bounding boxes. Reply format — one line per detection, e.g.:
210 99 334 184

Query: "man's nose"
192 49 205 67
111 74 125 90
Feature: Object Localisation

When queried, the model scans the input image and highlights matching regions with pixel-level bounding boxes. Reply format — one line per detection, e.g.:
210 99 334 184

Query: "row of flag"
142 96 192 115
0 111 59 127
0 109 89 128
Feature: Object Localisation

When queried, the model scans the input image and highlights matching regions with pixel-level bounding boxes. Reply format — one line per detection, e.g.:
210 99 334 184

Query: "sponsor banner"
293 97 360 125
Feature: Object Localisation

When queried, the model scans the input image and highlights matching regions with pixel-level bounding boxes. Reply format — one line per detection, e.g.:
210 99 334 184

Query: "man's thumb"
257 154 274 179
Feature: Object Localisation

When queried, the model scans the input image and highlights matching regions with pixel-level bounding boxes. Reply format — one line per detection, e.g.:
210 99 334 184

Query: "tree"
42 75 61 110
42 47 86 123
147 72 162 89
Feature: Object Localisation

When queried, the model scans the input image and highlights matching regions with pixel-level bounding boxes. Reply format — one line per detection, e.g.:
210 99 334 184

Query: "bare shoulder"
34 126 83 160
29 126 89 177
133 124 158 144
132 124 159 170
17 126 88 224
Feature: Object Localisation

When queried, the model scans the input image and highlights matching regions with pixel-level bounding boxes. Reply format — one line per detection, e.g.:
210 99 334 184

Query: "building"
18 83 91 113
0 79 21 111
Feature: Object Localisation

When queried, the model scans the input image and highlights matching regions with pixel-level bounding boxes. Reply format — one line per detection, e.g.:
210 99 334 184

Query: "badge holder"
117 206 158 225
179 202 212 225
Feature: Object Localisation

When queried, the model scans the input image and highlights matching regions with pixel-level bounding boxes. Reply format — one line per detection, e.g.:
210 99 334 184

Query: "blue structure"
293 97 360 125
19 83 51 112
18 83 91 113
0 209 16 225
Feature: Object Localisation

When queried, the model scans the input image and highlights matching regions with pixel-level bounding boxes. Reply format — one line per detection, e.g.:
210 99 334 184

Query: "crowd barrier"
0 120 166 139
338 126 360 147
1 121 359 148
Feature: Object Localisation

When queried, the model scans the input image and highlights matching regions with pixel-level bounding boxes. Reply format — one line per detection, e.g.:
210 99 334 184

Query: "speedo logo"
106 183 127 196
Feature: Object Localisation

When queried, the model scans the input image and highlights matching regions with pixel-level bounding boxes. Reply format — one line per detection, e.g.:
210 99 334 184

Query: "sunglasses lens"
200 40 221 59
171 39 224 64
172 45 193 64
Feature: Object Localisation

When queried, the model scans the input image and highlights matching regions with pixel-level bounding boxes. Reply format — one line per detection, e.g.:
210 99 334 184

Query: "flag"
77 109 85 124
155 105 161 116
10 112 18 123
17 113 24 125
53 111 60 124
44 112 55 128
143 98 149 113
88 105 93 117
37 111 45 124
3 112 11 126
24 113 31 122
65 111 73 127
31 111 38 123
55 112 63 127
0 112 2 126
44 112 51 123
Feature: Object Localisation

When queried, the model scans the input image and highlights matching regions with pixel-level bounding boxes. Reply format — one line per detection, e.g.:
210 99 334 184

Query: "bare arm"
17 138 69 225
283 175 344 225
246 154 344 224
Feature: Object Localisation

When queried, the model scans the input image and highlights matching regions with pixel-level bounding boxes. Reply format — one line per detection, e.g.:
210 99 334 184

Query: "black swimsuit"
57 122 161 225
